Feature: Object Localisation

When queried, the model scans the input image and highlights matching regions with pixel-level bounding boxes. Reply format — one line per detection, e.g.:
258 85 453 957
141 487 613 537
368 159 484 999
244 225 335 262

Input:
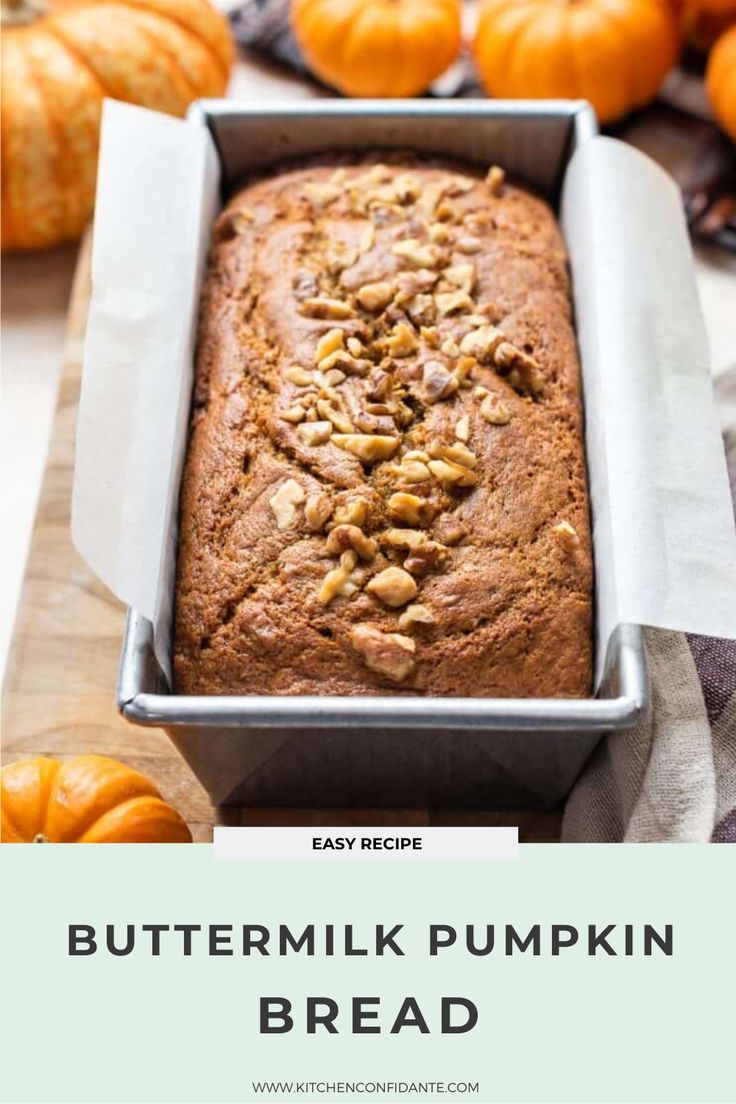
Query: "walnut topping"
428 441 477 469
353 410 397 435
444 264 476 293
455 235 482 254
281 406 307 424
419 178 451 216
315 328 344 363
318 349 372 377
553 519 578 540
486 165 506 196
350 625 416 682
428 222 451 244
421 361 459 404
395 269 439 302
304 181 341 209
392 458 432 484
332 433 400 464
284 365 313 386
269 478 305 530
441 337 461 358
367 369 393 402
358 222 375 253
319 550 359 605
316 399 353 434
455 414 470 442
326 523 377 561
433 515 467 546
428 458 478 488
398 603 435 630
479 394 511 425
435 290 475 316
347 336 365 358
382 527 427 550
357 281 394 312
404 540 449 575
494 342 544 396
394 173 422 202
333 496 369 527
366 566 418 608
387 322 418 358
459 325 505 363
405 293 436 326
392 239 443 269
388 492 430 526
320 368 347 387
298 420 333 446
304 494 332 531
299 297 355 320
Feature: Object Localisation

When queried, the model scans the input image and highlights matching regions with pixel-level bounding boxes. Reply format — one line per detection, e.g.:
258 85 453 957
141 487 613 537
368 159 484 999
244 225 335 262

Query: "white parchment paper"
72 105 736 690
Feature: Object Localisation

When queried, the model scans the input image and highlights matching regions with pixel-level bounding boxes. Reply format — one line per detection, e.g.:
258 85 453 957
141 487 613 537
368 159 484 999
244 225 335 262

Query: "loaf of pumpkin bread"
174 154 593 696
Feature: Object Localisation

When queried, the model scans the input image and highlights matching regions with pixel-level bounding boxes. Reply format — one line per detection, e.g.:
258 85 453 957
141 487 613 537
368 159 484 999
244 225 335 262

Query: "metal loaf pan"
117 100 648 809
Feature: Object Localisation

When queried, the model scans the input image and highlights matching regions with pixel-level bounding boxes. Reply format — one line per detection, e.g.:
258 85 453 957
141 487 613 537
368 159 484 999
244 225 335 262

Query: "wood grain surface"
1 231 562 843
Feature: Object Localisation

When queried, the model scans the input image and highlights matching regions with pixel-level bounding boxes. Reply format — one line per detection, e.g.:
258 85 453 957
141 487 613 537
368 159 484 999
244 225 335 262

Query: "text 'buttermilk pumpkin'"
1 755 192 842
0 0 233 253
473 0 681 125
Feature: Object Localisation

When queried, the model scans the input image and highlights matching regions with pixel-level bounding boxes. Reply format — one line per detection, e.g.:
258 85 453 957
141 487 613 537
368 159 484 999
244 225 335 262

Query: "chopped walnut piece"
404 540 449 575
444 264 476 293
304 494 332 531
453 355 476 388
416 179 449 219
553 519 578 541
319 550 359 605
428 222 451 244
350 625 416 682
388 492 430 526
382 528 427 550
392 238 443 269
314 328 344 363
494 342 544 396
332 433 400 463
428 441 478 469
455 234 482 255
347 336 365 357
406 293 436 326
435 290 475 316
398 603 435 630
318 349 372 377
357 280 394 312
366 566 418 608
474 385 489 399
299 297 355 320
326 523 377 561
332 496 369 527
268 478 305 530
479 394 511 425
284 365 313 386
387 322 418 357
441 337 461 358
395 269 439 302
428 458 478 488
435 199 455 221
460 325 505 363
394 173 422 202
486 165 506 196
421 360 459 404
298 420 333 446
321 368 347 387
281 406 307 425
353 410 397 435
304 181 341 209
455 414 470 442
358 222 375 253
393 458 432 484
434 515 467 546
316 399 353 434
367 369 393 402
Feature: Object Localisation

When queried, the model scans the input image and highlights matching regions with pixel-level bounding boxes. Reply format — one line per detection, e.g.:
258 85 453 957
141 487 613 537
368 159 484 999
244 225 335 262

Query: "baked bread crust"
174 154 593 697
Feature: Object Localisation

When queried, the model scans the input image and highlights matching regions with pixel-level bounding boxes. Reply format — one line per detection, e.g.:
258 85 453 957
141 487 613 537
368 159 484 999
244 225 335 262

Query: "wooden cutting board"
1 231 562 843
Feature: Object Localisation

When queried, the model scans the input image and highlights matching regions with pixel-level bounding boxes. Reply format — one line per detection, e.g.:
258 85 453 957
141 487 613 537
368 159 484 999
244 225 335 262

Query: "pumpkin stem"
1 0 47 27
32 833 50 843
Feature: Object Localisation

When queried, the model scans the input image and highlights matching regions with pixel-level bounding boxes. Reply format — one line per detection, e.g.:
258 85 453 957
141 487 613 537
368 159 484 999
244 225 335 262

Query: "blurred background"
2 0 735 680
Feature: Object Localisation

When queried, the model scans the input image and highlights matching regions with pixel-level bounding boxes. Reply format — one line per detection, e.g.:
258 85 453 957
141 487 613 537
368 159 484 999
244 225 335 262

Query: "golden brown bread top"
174 154 593 697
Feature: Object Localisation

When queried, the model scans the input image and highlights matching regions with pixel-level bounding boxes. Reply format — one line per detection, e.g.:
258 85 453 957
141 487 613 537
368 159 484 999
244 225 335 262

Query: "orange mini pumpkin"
673 0 736 50
707 24 736 142
473 0 681 124
291 0 462 98
1 0 233 253
1 755 192 843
